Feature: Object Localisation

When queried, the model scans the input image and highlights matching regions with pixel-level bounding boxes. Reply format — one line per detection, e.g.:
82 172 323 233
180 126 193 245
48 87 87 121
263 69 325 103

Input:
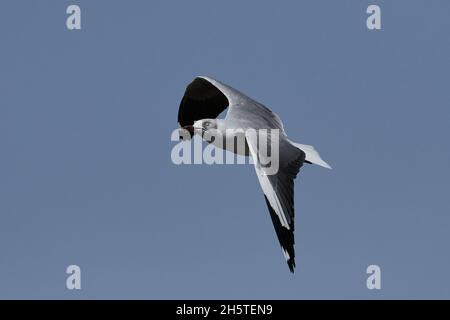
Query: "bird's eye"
204 122 210 128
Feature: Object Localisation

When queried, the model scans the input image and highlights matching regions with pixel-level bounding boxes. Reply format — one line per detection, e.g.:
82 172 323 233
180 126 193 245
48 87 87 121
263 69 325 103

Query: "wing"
178 76 285 133
177 76 245 127
245 131 305 273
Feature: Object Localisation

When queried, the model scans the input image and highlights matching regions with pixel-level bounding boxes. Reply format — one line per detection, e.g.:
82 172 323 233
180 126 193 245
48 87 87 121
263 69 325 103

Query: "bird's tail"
289 141 332 169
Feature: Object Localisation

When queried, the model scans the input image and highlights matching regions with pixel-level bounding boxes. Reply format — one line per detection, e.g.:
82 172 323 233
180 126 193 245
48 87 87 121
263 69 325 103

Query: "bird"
177 76 331 273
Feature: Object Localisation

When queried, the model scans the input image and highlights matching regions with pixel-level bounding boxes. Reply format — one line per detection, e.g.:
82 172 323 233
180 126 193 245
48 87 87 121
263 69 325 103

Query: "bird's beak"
183 125 195 134
183 125 204 134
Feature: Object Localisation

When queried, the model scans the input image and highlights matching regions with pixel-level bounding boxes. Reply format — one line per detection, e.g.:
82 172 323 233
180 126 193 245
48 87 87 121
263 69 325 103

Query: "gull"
177 76 331 273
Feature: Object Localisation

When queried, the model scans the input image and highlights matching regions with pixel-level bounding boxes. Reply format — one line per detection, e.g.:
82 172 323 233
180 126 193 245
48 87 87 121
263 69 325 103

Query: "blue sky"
0 0 449 299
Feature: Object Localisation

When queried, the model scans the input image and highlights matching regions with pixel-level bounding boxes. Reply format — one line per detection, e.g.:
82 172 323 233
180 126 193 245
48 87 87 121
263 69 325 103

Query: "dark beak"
183 125 195 134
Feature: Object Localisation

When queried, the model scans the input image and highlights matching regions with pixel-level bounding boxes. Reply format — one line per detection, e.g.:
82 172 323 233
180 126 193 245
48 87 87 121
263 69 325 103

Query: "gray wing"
177 76 285 132
177 76 246 126
178 77 230 128
246 131 306 273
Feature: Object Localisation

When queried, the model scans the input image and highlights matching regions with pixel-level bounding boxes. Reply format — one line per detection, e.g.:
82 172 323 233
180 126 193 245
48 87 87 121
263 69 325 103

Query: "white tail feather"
289 141 332 169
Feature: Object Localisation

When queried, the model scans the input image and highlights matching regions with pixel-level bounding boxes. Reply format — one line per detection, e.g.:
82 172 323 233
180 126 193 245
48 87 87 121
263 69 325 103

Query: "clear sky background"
1 0 449 299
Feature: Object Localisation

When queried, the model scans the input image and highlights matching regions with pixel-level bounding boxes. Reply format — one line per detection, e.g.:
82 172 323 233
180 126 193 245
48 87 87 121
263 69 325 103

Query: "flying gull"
177 76 331 273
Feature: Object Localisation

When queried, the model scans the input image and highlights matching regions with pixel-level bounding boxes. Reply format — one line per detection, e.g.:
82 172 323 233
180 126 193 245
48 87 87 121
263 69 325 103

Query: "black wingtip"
263 195 296 274
287 258 296 273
